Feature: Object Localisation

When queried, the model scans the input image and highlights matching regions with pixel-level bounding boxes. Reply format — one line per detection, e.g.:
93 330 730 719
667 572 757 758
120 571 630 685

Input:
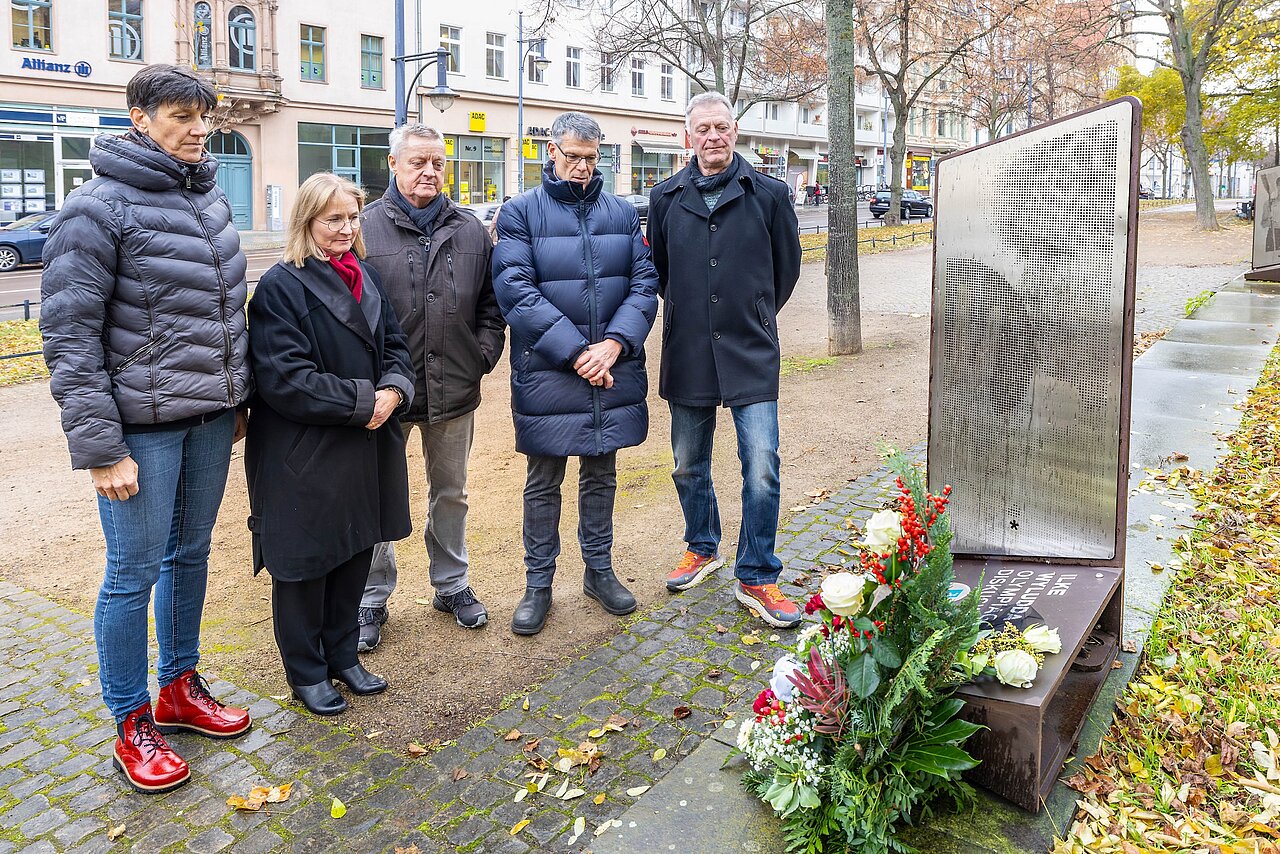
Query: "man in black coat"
647 92 802 629
356 124 507 647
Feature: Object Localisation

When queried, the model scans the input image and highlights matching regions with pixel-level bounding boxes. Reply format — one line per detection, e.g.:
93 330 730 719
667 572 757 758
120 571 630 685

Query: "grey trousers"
523 452 618 587
362 412 475 609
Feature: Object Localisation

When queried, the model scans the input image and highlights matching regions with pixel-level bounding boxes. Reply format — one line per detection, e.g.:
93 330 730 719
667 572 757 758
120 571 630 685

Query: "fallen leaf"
514 788 529 803
365 730 383 739
750 661 762 671
414 597 432 605
562 788 586 800
522 696 530 711
593 793 606 805
714 624 728 634
741 633 762 646
265 783 293 804
603 714 629 731
627 785 651 797
503 729 522 741
707 668 723 679
588 727 607 738
330 797 347 819
107 824 126 841
407 742 428 757
394 847 422 854
451 767 469 782
554 778 569 799
673 706 692 720
523 738 541 753
652 748 667 762
1122 639 1138 653
510 819 530 835
569 816 586 844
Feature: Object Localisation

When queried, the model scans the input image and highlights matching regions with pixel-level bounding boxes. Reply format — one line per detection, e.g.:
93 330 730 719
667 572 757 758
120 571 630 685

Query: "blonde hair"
283 172 367 267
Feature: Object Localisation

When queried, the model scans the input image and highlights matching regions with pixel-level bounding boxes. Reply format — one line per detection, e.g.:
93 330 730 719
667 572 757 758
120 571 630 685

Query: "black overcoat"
244 256 415 582
646 157 801 407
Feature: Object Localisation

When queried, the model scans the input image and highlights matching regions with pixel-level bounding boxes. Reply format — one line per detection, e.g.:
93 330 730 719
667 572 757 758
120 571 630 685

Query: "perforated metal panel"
1255 165 1280 273
929 100 1138 561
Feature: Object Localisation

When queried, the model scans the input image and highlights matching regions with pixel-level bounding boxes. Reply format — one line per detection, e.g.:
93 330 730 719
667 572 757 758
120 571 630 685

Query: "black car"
619 194 649 220
869 190 933 220
0 211 56 272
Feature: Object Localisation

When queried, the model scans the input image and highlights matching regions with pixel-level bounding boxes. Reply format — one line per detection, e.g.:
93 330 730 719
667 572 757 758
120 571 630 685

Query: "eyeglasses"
316 216 362 232
560 152 599 167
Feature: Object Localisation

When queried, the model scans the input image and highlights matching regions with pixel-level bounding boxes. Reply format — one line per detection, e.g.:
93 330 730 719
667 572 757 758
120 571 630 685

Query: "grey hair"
685 91 734 127
389 123 444 158
551 111 602 145
126 64 217 117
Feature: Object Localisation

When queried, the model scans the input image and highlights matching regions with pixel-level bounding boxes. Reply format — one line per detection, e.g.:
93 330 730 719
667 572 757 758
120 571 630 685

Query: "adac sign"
21 57 92 78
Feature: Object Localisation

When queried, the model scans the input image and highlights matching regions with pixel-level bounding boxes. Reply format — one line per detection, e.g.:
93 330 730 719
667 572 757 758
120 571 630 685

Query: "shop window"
440 25 461 73
599 52 614 93
442 134 506 203
486 32 505 79
229 6 256 71
60 137 92 159
660 64 674 100
297 123 391 199
300 24 326 82
630 58 644 96
566 46 581 88
13 0 53 50
361 34 383 88
108 0 143 60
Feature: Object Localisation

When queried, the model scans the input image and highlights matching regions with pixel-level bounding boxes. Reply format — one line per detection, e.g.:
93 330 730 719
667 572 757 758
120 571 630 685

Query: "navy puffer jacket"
40 133 250 469
492 162 658 457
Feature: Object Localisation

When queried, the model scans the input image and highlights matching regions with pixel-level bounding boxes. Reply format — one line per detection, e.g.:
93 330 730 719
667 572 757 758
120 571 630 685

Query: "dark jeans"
522 453 618 587
271 547 374 686
669 401 782 586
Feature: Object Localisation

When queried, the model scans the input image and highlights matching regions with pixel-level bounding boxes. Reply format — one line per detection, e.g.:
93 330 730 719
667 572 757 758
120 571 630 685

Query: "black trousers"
272 547 374 686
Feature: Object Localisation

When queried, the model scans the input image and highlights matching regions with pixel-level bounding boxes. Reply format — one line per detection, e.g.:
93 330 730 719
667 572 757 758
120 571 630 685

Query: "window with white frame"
937 112 948 137
599 52 615 92
768 103 779 121
729 5 747 26
440 25 461 73
660 63 674 100
361 35 383 88
108 0 143 60
12 0 52 50
801 106 810 123
526 39 545 83
630 57 644 96
486 32 505 78
566 46 582 88
228 5 256 71
300 24 325 81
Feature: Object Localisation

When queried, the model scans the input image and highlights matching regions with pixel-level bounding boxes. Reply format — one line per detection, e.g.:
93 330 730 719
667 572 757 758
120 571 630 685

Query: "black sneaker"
433 587 489 629
357 606 388 653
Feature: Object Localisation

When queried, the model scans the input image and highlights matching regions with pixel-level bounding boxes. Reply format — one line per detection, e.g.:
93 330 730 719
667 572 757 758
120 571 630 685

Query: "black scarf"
387 180 447 237
691 152 743 193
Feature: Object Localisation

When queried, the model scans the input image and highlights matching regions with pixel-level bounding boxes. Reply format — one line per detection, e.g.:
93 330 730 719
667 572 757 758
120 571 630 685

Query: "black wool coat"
244 257 415 582
646 157 801 407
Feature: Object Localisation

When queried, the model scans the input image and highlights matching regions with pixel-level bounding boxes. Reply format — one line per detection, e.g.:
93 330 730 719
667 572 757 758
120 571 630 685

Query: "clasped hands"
366 388 402 430
574 339 622 388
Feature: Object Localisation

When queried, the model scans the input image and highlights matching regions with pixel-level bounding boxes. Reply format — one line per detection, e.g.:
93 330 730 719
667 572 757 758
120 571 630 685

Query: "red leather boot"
113 702 190 793
155 669 252 738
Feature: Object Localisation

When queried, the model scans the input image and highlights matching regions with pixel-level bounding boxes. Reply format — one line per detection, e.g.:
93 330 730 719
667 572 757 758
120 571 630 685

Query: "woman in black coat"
245 173 415 716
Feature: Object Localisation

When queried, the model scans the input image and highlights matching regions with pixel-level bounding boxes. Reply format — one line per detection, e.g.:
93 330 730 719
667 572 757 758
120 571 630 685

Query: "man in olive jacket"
358 123 506 647
647 92 802 630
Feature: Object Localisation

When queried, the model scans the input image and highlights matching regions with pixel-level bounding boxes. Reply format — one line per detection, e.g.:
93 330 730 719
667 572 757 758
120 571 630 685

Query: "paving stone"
186 826 234 853
128 820 189 852
20 806 67 838
52 816 103 847
234 828 283 854
445 814 494 847
0 794 49 829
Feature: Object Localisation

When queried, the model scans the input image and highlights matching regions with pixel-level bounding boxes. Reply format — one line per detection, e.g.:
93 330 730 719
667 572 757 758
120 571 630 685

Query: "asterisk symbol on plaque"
1009 519 1019 530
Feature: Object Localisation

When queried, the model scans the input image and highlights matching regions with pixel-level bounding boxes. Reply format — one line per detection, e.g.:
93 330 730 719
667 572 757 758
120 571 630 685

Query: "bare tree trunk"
1180 76 1219 229
826 0 862 355
887 100 908 227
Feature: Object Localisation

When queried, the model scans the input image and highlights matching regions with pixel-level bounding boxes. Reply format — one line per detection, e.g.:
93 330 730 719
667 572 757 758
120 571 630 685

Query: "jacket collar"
667 155 753 220
539 158 603 206
376 192 466 245
280 256 378 346
90 132 218 193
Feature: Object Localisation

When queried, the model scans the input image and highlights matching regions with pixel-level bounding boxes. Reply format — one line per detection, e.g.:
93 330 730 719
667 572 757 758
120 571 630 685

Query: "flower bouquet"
738 452 984 853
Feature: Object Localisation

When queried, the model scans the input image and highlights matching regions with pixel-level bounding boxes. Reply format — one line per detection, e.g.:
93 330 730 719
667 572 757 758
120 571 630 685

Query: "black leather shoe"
328 664 388 696
511 587 552 636
290 681 347 716
583 568 637 616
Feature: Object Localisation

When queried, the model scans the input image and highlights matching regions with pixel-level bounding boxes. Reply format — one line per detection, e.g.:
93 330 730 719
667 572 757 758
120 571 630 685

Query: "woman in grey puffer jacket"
40 65 253 794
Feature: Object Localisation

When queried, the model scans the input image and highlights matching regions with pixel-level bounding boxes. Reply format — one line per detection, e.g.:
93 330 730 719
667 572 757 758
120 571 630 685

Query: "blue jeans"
94 411 235 721
670 401 782 586
522 453 617 587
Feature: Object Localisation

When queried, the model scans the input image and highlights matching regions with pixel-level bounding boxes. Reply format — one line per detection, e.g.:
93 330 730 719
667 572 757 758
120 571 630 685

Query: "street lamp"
392 0 457 126
516 11 552 192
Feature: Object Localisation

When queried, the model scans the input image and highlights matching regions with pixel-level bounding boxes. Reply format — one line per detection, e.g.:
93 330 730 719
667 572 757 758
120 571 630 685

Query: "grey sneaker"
357 606 388 653
433 587 489 629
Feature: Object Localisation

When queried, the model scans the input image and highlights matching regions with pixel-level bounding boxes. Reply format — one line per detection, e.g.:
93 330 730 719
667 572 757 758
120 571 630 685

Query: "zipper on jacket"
183 190 235 406
578 202 603 456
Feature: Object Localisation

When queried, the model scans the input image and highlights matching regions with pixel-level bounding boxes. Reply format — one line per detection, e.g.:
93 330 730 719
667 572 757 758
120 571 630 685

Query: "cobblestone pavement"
0 452 911 853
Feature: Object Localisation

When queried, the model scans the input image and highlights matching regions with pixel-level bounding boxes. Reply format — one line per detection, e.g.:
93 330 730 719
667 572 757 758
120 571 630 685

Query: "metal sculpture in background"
928 97 1142 812
1247 165 1280 283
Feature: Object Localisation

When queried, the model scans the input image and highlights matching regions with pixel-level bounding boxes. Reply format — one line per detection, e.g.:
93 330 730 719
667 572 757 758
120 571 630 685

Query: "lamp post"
392 0 457 126
516 11 551 193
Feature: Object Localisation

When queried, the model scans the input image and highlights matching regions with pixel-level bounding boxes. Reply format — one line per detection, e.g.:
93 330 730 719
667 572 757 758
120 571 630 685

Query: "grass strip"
799 223 934 264
1057 344 1280 854
0 319 47 387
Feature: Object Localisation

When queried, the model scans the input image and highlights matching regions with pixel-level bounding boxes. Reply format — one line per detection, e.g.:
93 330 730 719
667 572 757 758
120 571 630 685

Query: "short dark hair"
126 64 217 117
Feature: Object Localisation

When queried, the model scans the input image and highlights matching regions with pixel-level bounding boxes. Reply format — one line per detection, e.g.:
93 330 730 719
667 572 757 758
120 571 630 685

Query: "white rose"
770 656 805 703
820 573 868 617
994 649 1039 689
796 623 823 650
863 510 904 552
736 717 754 750
1023 625 1062 655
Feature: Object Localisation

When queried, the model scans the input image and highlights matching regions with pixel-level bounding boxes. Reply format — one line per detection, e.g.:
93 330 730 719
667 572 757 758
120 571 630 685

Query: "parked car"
619 194 650 220
869 190 933 219
1138 185 1154 200
0 211 56 272
459 202 502 225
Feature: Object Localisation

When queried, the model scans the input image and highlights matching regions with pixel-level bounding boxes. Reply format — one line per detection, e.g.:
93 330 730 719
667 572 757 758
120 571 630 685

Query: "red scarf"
326 251 363 303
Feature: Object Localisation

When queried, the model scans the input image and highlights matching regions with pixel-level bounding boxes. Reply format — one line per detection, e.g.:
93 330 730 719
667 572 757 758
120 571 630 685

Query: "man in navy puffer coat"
492 111 658 636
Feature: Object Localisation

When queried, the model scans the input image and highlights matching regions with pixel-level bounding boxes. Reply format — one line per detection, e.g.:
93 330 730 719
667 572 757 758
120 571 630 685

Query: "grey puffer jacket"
40 133 250 470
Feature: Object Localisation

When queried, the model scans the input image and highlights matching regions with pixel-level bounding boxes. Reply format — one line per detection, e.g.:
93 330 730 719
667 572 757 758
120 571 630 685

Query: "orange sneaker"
735 581 802 628
666 551 724 592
